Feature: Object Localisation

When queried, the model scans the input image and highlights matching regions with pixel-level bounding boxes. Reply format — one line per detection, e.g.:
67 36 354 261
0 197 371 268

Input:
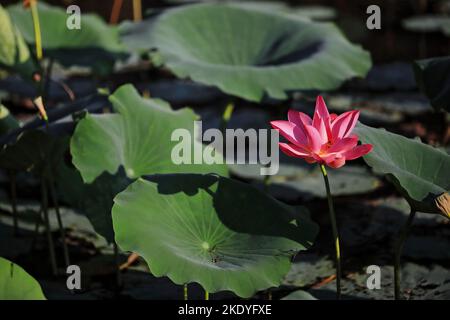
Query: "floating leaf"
355 123 450 216
112 174 318 297
146 3 371 102
413 56 450 111
71 84 227 183
8 2 126 74
0 257 46 300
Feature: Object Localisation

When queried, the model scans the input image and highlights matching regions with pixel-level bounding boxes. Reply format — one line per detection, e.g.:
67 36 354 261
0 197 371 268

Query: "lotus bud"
435 192 450 219
33 96 48 122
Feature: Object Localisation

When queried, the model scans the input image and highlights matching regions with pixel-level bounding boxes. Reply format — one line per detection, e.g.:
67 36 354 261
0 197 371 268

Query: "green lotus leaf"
413 56 450 112
112 173 318 297
8 2 126 74
119 19 157 54
355 123 450 216
71 84 228 183
0 257 46 300
146 3 371 102
233 2 337 21
0 4 36 80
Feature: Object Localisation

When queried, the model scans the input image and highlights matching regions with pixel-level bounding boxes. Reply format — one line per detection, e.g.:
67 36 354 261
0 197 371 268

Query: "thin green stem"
394 209 416 300
41 178 58 276
30 0 43 61
320 164 342 299
183 284 188 300
220 102 235 135
47 175 70 268
9 171 19 236
205 290 209 300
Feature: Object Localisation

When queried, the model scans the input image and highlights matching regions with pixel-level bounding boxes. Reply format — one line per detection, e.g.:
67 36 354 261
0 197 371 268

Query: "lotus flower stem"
320 164 342 299
41 178 58 276
9 171 19 236
110 0 123 25
394 209 416 300
113 241 122 293
47 174 70 268
132 0 142 22
205 290 209 300
183 284 188 300
29 0 43 61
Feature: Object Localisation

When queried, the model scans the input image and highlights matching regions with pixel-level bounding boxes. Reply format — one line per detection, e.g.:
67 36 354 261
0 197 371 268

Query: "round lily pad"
0 257 46 300
147 3 371 101
112 173 318 297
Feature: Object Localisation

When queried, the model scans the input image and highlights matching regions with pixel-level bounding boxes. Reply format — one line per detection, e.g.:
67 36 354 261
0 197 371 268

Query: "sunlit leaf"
355 123 450 216
146 3 371 101
8 2 126 74
71 84 228 183
112 173 318 298
0 257 46 300
0 4 36 80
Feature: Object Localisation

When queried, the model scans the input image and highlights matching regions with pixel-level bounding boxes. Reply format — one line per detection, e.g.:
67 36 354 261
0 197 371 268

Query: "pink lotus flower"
271 96 373 169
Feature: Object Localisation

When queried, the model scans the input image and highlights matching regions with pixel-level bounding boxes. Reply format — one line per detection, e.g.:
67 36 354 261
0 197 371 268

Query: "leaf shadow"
144 173 318 248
